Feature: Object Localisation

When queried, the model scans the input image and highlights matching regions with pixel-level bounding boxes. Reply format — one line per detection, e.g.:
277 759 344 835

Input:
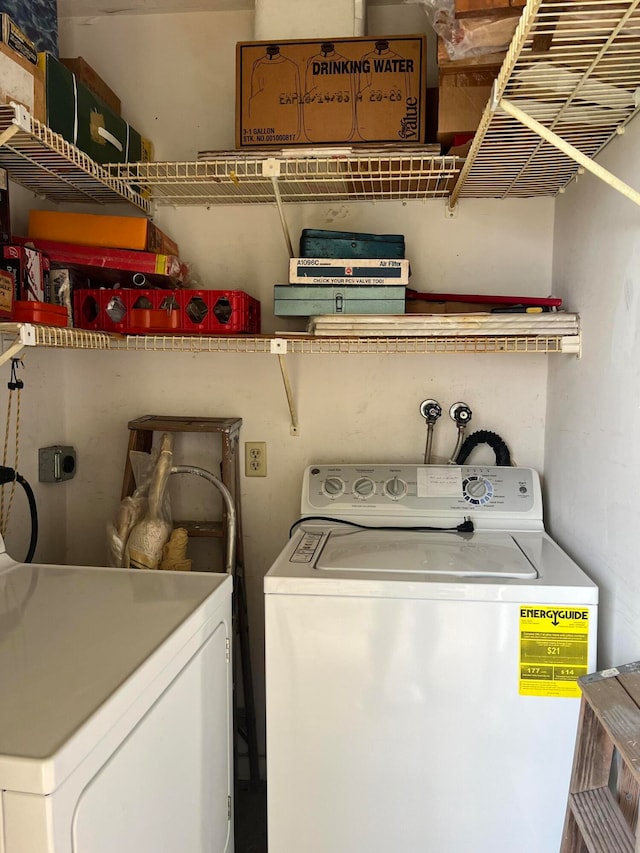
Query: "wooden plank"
561 806 590 853
60 57 121 116
127 415 242 434
580 674 640 783
569 700 615 793
569 788 634 853
616 759 639 831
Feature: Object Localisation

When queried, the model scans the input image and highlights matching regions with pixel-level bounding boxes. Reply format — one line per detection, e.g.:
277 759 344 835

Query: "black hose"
0 466 38 562
455 430 511 467
16 473 38 562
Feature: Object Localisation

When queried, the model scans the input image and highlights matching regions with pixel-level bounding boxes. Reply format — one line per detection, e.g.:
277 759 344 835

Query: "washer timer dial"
384 476 408 500
322 476 345 499
353 477 376 500
462 475 494 505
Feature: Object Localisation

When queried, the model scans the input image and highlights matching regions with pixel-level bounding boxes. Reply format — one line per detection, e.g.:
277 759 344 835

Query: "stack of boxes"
274 229 409 319
22 210 261 336
437 0 525 153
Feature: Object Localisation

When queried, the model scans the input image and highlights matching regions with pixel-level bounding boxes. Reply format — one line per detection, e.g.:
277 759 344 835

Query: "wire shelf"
0 105 150 212
107 154 463 205
453 0 640 201
0 1 636 209
0 324 580 356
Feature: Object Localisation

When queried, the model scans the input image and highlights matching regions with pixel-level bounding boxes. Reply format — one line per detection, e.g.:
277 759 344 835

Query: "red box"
12 301 68 326
73 289 261 335
14 237 185 284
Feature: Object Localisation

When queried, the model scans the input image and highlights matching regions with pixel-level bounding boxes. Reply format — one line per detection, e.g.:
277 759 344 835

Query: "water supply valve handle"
449 402 473 427
420 399 442 424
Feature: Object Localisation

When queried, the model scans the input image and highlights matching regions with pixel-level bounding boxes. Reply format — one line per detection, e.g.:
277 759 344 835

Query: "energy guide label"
519 606 590 698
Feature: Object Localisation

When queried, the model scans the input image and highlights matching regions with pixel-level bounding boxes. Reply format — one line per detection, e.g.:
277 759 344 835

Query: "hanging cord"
289 515 474 538
1 359 23 536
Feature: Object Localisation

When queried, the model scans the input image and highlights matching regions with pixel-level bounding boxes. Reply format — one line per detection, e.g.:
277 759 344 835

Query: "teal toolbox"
299 229 405 260
274 285 406 316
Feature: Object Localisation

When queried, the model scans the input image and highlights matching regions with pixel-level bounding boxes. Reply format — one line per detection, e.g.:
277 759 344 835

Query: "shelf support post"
262 159 294 258
270 338 299 435
494 91 640 208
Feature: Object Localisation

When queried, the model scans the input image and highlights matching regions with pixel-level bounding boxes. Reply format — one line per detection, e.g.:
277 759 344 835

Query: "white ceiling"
58 0 399 16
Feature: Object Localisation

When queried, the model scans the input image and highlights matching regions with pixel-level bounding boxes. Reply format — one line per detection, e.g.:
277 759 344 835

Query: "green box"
274 284 405 316
38 52 144 165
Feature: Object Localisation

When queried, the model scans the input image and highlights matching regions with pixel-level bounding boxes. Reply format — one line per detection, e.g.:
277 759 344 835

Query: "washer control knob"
353 477 375 499
462 476 493 505
384 476 408 500
322 476 345 498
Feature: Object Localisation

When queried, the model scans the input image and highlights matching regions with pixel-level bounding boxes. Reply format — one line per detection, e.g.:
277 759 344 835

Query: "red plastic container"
12 301 68 327
73 289 261 335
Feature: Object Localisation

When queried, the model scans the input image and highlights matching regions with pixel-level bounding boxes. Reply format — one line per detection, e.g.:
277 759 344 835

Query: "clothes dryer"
0 542 233 853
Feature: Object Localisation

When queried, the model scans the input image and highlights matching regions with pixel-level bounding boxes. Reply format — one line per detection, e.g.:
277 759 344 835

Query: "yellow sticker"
519 605 590 698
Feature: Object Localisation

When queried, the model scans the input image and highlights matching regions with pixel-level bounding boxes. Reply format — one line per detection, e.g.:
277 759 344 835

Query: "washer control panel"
302 465 542 526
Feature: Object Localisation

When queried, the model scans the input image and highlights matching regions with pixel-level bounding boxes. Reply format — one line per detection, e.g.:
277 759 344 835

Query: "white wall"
547 117 640 671
1 6 556 764
0 345 67 563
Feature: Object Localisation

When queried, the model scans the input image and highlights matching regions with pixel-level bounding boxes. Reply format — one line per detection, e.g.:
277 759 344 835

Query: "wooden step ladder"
121 415 260 790
560 661 640 853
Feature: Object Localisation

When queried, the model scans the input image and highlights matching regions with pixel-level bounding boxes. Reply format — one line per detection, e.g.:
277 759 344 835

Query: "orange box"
28 211 179 257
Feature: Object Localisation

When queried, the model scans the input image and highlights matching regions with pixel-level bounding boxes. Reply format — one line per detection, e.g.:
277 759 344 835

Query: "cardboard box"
60 57 121 116
0 245 46 301
0 40 45 121
0 13 37 64
236 35 427 147
38 52 150 165
0 269 13 317
289 258 410 285
438 85 492 146
437 65 500 147
28 211 180 257
455 0 524 18
0 168 10 245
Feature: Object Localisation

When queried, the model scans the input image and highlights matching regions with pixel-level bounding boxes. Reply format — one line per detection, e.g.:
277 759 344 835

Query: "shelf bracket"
494 91 640 208
0 323 36 369
270 338 299 436
262 159 294 258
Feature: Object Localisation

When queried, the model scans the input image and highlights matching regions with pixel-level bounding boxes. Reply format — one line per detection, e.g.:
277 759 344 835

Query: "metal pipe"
271 175 294 257
170 465 236 576
424 422 435 465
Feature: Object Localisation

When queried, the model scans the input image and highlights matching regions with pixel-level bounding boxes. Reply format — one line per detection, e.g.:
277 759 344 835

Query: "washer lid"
316 530 537 579
0 561 230 792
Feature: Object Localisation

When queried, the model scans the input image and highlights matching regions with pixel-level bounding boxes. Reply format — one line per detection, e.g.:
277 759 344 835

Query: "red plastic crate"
73 289 261 335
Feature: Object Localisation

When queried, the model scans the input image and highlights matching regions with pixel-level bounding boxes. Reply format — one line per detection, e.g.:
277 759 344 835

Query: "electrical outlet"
245 441 267 477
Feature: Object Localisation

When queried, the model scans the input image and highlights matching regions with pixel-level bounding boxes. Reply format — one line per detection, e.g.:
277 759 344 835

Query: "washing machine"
0 538 234 853
265 464 598 853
